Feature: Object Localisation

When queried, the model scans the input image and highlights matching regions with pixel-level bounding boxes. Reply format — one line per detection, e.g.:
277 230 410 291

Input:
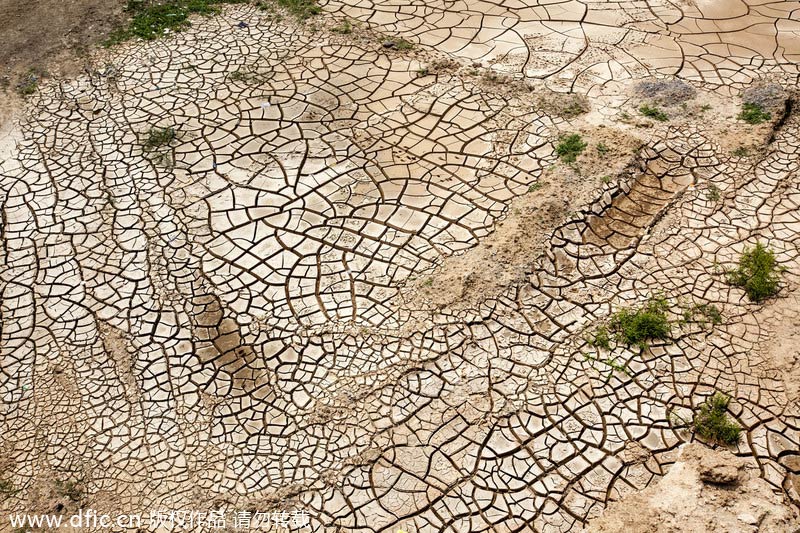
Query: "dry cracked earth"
1 0 800 531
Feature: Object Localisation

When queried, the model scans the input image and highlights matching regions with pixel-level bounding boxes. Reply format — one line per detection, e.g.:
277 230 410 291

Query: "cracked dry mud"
1 0 799 532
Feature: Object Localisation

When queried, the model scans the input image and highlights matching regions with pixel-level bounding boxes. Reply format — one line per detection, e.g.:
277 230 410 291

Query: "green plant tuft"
737 103 771 125
143 127 176 150
728 242 781 302
639 104 669 122
692 392 742 446
105 0 251 45
608 297 671 350
555 134 587 163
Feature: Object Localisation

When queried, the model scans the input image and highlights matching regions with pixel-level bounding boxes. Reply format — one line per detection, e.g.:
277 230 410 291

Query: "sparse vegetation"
393 38 414 51
229 69 250 81
608 297 671 350
639 104 669 122
692 392 742 446
331 19 352 34
106 0 251 45
0 479 16 495
542 93 589 118
143 127 176 150
596 142 609 156
55 479 84 502
527 182 543 193
15 69 45 96
705 183 721 202
555 134 587 163
271 0 320 19
589 326 611 350
732 146 750 157
738 102 771 124
682 303 722 327
694 303 722 325
728 242 781 302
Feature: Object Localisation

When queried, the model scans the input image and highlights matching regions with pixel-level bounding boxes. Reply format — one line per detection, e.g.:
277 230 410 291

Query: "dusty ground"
0 0 126 128
584 444 800 533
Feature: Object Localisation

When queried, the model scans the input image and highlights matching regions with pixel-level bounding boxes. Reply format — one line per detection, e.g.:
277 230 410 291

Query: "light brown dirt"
402 125 641 311
583 443 800 533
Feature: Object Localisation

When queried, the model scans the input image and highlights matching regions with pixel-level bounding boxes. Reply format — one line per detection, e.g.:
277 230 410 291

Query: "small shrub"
596 142 609 156
639 104 669 122
692 392 742 446
738 102 771 124
143 127 176 150
728 242 780 302
555 134 587 163
608 297 671 349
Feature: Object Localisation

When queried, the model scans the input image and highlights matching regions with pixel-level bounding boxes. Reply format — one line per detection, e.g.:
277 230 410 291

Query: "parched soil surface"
1 1 799 532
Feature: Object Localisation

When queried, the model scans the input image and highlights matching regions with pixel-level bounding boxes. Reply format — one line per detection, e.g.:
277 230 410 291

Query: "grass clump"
105 0 250 44
727 242 781 302
692 392 742 446
737 102 771 125
609 297 671 350
143 127 176 150
271 0 320 19
393 38 414 51
596 142 609 156
639 104 669 122
555 134 587 163
331 19 352 34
